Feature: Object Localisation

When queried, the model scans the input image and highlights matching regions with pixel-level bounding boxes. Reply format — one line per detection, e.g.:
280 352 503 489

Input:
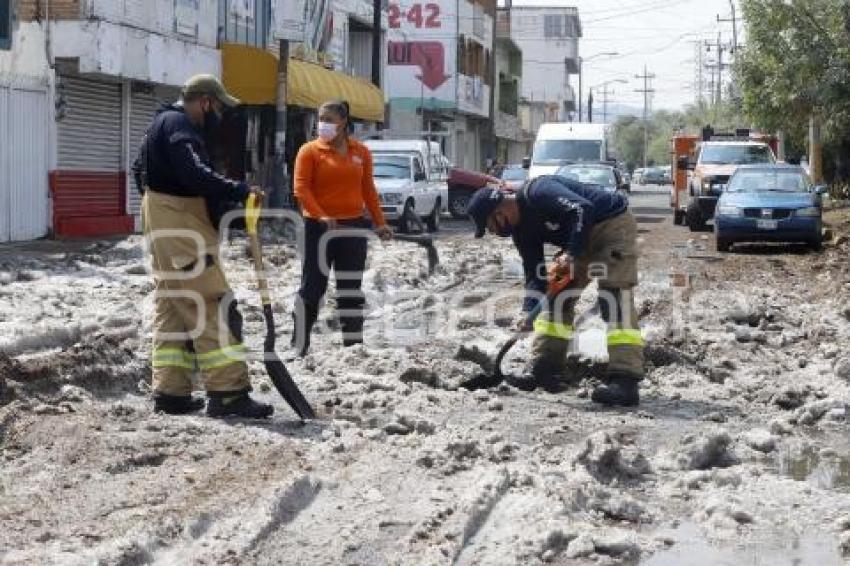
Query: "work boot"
206 391 274 419
153 393 205 415
591 376 640 407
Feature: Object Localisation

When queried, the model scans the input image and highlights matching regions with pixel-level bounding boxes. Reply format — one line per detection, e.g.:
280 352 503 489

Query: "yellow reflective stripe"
607 329 645 346
152 347 196 369
196 344 247 370
533 318 575 340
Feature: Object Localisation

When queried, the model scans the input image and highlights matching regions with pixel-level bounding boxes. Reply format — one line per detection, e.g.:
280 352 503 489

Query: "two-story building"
510 5 581 128
493 7 524 164
384 0 495 171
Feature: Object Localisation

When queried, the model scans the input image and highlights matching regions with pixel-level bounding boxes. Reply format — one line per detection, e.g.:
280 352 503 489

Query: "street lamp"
589 79 627 123
578 52 619 122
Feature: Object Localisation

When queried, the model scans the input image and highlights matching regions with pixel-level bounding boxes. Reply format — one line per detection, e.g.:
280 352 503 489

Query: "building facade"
510 5 581 127
384 0 495 171
0 0 220 240
493 8 525 164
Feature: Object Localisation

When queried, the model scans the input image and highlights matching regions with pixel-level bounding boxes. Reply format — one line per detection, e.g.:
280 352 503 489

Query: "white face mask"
317 121 338 141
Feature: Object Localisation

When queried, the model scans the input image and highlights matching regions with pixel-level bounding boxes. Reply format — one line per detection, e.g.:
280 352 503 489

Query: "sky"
510 0 742 115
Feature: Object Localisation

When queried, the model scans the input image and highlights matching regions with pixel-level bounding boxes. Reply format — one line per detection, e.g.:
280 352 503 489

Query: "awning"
221 44 385 122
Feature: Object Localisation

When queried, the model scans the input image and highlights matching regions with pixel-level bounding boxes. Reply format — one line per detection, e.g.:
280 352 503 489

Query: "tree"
738 0 850 179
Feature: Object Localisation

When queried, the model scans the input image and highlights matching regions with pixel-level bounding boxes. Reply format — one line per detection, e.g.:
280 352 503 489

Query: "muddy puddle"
644 520 843 565
775 445 850 491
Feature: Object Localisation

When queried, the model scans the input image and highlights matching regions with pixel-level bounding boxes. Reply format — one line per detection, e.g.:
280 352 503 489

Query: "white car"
373 153 443 232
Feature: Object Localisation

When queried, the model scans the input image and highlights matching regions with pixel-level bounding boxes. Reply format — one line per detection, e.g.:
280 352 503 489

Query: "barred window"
543 14 565 38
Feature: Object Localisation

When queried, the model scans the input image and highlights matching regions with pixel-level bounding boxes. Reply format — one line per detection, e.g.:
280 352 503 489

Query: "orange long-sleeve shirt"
293 138 386 226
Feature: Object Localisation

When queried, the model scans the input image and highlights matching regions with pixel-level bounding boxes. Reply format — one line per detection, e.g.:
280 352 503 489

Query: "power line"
635 65 656 168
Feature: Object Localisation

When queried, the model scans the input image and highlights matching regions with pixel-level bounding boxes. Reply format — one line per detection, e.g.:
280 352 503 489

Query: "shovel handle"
245 195 273 307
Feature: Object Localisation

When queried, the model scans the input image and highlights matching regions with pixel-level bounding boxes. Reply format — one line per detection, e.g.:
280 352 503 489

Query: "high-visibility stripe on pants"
152 347 197 370
196 344 247 371
533 319 575 340
607 329 644 346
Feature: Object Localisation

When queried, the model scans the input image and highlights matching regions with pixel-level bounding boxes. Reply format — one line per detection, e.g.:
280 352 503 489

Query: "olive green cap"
182 74 241 107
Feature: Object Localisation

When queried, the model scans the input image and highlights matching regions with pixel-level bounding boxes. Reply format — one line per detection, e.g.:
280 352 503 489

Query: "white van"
364 139 449 232
527 123 610 180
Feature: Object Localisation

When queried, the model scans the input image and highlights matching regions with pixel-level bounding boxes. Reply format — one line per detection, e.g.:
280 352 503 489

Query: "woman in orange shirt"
291 100 392 356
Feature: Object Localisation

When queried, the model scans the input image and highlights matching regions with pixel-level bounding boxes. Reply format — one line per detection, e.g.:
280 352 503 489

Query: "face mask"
204 107 222 133
317 121 338 141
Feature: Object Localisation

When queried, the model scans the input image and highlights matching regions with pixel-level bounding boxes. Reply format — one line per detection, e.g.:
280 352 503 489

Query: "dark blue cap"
467 187 504 238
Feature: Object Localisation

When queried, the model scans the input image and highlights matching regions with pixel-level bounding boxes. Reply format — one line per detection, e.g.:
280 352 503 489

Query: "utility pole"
717 1 739 57
274 40 290 207
634 65 655 168
578 57 583 122
705 33 728 111
372 0 381 88
601 83 612 124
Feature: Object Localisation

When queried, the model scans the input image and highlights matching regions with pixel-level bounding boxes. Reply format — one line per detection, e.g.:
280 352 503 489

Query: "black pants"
295 218 369 346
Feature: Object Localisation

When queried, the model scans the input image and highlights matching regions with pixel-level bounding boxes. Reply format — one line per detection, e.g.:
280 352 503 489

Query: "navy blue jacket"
132 104 248 203
514 175 628 312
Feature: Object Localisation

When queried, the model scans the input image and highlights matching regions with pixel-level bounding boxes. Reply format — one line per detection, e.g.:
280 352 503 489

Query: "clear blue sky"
510 0 742 112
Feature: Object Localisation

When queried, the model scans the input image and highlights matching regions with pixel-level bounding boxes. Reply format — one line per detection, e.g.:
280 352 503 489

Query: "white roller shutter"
57 76 122 171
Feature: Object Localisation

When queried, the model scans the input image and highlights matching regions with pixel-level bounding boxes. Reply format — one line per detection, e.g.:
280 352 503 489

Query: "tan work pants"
531 211 645 380
142 190 250 396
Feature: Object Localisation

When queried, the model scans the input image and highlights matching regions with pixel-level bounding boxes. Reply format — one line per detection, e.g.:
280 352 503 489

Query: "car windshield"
727 170 810 193
501 167 527 181
557 166 616 186
700 144 774 165
533 140 602 164
373 156 410 179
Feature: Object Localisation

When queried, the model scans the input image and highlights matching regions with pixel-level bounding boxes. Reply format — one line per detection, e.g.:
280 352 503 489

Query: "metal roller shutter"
53 75 133 238
57 76 122 171
127 86 179 223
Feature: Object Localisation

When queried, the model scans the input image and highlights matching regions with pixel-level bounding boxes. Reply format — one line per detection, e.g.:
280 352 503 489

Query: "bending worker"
291 100 392 356
134 74 272 418
467 175 644 406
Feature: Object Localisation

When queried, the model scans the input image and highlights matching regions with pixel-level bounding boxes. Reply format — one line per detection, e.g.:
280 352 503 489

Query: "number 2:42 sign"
388 3 441 28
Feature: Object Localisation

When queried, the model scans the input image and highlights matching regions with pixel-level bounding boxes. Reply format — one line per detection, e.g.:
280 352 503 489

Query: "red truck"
447 167 500 219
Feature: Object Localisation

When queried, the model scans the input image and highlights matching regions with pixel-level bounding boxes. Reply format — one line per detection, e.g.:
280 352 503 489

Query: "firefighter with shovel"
466 175 644 406
135 74 272 418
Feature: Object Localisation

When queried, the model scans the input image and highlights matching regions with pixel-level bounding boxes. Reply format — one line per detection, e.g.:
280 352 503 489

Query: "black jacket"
513 175 628 312
132 104 248 224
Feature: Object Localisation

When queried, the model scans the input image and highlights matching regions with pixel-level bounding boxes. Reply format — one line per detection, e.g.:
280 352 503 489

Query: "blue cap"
467 187 505 238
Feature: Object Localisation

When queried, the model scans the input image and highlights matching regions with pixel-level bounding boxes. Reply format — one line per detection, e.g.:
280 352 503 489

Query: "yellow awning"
221 44 385 122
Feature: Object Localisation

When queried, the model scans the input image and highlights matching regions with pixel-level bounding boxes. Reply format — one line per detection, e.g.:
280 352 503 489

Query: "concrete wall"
0 22 50 88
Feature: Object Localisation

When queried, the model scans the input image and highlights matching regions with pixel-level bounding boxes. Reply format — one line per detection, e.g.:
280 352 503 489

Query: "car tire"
425 199 441 232
449 191 472 219
716 236 732 253
397 200 416 234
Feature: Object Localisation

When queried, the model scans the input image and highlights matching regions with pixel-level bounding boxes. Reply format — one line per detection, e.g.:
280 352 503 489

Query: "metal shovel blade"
261 308 316 421
393 234 440 274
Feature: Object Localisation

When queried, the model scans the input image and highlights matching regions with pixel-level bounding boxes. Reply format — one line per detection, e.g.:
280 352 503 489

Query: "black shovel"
245 195 316 420
392 234 440 275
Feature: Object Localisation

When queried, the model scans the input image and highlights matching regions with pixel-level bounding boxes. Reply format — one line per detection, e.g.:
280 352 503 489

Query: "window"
1 0 12 50
543 14 565 38
412 157 425 180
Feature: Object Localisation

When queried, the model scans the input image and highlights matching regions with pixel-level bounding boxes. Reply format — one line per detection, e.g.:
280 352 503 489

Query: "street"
1 184 849 564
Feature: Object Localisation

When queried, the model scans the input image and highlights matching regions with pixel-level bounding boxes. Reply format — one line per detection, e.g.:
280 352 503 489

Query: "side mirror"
521 156 531 169
414 171 427 182
814 184 828 195
622 183 631 192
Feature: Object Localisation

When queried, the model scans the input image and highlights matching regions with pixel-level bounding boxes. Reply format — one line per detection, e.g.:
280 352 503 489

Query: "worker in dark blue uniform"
467 175 644 406
133 74 272 418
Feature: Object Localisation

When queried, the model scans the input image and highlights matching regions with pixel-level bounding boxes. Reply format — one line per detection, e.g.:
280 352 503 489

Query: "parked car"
447 168 500 219
641 167 667 185
633 167 646 184
499 165 528 191
555 163 630 197
372 153 443 233
714 164 826 252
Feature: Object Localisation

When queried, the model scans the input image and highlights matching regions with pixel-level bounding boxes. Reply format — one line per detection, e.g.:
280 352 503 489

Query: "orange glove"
547 252 573 294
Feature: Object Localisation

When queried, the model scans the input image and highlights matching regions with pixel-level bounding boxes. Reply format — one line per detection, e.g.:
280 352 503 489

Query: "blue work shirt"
513 175 628 312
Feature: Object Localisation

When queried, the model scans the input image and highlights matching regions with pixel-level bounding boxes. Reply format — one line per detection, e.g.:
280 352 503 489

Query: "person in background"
291 100 393 356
